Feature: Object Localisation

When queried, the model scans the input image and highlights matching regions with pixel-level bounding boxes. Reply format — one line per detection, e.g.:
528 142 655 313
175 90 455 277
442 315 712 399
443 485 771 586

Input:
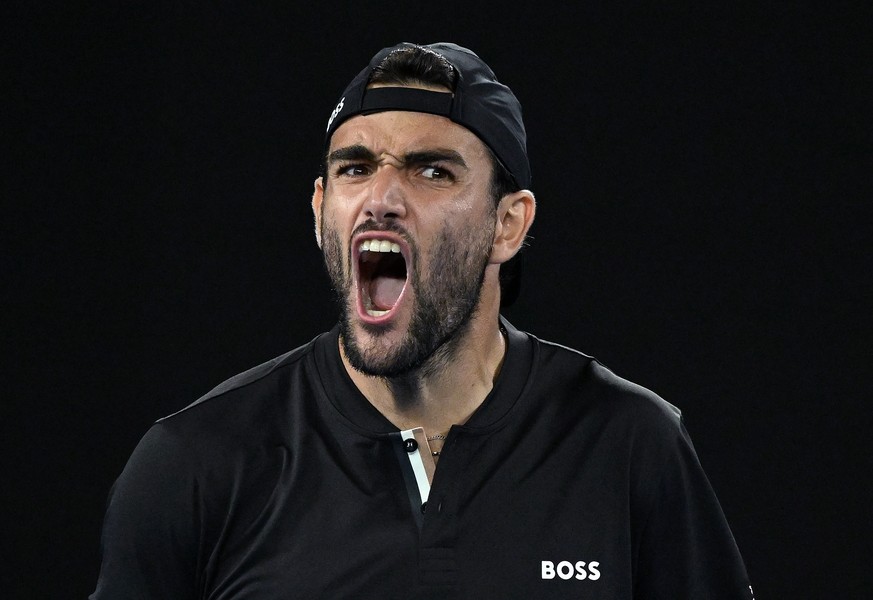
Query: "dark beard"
321 216 494 378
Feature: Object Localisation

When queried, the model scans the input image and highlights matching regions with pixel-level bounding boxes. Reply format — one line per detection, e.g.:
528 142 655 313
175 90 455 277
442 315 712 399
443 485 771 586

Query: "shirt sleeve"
90 423 201 600
634 417 753 599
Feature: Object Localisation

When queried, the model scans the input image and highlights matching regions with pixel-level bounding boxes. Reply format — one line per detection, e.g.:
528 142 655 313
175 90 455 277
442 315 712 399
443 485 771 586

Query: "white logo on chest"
541 560 601 581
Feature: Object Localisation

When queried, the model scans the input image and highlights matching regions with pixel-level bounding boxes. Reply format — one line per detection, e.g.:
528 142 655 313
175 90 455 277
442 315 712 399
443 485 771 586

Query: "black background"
5 3 871 598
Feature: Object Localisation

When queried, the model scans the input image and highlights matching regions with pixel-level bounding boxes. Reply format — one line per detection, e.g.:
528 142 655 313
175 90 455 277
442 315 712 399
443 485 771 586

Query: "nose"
363 166 407 222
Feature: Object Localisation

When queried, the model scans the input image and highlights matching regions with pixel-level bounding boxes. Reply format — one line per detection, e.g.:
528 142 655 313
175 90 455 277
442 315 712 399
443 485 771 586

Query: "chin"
340 316 427 378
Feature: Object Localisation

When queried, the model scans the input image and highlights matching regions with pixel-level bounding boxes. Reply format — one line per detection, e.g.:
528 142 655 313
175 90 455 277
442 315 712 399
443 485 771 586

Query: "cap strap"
361 87 453 117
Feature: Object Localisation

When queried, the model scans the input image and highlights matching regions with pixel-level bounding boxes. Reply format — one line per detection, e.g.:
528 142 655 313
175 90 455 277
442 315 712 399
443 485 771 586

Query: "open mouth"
355 235 409 321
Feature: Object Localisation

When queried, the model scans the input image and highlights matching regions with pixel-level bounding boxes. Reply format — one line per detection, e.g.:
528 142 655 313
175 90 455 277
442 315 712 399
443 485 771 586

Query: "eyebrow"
327 144 376 165
327 144 468 170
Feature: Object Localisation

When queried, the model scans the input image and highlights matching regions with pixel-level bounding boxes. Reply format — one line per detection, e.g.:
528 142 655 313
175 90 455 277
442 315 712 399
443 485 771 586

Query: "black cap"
324 42 531 189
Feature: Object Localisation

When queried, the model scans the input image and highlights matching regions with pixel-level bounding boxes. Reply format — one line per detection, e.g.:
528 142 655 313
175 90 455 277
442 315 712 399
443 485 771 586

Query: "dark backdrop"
5 4 871 598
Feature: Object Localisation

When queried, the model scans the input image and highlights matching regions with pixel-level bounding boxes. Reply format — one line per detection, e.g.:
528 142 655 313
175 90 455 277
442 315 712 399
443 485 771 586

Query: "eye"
420 166 454 181
335 163 371 177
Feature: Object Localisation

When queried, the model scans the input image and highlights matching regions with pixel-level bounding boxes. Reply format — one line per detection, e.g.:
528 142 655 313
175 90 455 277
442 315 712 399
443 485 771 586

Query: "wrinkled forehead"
327 110 491 161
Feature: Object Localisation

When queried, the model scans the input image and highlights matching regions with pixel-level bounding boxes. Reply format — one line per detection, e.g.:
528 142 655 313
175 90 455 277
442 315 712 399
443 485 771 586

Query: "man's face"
316 110 498 377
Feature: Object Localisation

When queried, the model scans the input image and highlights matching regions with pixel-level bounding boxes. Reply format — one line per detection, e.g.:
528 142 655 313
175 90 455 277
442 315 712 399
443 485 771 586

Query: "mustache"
351 220 412 241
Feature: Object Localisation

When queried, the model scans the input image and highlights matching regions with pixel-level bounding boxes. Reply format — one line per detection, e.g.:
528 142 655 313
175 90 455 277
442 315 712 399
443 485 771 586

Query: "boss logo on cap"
326 97 345 132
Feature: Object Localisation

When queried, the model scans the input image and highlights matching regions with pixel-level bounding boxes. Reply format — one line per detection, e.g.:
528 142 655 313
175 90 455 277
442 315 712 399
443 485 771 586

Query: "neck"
340 303 506 435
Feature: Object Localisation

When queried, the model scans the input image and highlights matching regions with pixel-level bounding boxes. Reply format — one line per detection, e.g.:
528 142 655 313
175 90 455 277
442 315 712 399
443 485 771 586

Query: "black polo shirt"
91 319 752 599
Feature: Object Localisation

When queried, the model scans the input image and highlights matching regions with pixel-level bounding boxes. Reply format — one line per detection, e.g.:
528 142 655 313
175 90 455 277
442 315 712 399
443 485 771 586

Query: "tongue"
370 275 405 311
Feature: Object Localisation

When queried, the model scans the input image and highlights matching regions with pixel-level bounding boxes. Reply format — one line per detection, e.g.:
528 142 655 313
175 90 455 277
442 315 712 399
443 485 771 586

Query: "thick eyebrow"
326 144 377 166
403 149 468 171
326 144 468 171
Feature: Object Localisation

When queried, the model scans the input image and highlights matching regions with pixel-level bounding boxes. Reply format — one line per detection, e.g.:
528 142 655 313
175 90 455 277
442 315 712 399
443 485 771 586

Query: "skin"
311 100 536 448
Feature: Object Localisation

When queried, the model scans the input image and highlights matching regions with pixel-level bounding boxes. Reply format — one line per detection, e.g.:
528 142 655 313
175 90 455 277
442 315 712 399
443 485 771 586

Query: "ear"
490 189 536 264
311 177 325 249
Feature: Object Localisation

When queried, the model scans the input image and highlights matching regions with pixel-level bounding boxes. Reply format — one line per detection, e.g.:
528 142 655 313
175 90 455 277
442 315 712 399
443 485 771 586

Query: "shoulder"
527 333 683 431
111 332 331 494
120 331 331 470
525 333 707 500
154 332 329 432
163 333 323 420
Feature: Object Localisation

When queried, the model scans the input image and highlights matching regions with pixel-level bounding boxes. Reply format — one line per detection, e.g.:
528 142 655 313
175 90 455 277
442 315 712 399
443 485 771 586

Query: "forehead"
328 110 490 161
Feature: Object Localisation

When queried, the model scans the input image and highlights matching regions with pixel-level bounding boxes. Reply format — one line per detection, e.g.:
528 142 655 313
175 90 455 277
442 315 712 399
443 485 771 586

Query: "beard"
321 213 495 378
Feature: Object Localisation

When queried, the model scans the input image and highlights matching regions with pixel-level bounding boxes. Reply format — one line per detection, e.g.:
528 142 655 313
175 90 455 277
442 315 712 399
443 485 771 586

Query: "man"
92 42 752 598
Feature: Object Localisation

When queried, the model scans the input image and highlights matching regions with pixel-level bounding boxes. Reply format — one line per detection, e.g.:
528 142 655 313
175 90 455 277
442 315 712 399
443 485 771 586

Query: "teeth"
366 309 389 317
360 239 401 253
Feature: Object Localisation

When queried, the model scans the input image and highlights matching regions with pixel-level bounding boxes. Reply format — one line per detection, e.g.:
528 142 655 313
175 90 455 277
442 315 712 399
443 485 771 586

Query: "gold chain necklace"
427 432 449 456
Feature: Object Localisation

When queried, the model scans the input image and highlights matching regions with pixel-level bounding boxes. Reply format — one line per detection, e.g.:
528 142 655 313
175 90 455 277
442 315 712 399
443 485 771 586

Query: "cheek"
322 194 364 237
320 199 347 238
427 209 496 268
319 210 350 265
449 200 496 241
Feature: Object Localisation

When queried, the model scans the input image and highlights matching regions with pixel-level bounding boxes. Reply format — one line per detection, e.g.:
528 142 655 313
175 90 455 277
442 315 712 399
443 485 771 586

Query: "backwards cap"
324 42 531 189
